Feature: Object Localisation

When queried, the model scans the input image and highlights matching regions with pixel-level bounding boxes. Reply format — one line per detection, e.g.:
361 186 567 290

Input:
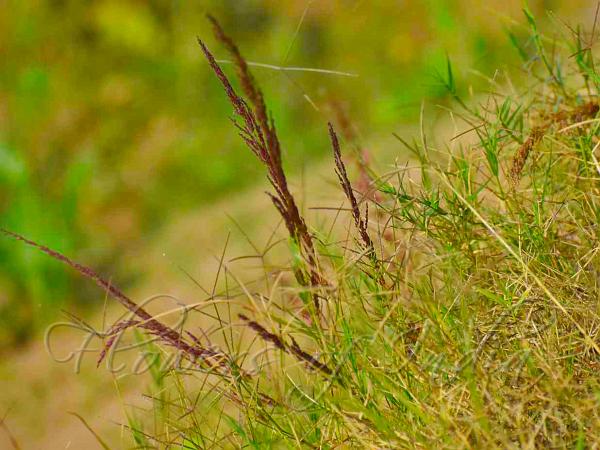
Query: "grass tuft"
5 10 600 449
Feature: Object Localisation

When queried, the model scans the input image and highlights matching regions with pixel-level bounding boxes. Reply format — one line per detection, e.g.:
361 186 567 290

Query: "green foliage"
4 3 600 449
0 0 583 343
101 11 600 448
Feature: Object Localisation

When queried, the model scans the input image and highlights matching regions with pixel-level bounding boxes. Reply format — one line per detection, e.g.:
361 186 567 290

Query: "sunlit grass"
5 8 600 449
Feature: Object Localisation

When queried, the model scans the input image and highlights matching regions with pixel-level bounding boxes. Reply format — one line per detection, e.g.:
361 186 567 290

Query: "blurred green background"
0 0 591 346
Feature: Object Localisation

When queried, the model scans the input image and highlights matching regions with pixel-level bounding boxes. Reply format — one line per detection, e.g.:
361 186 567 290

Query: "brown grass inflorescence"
199 17 324 300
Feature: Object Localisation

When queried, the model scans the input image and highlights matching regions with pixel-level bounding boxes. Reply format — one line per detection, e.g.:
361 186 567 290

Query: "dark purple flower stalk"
1 229 233 375
198 17 324 303
328 123 384 276
239 313 332 375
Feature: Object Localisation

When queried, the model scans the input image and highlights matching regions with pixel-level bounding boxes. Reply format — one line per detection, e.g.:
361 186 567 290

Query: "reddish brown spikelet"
1 229 233 373
206 14 268 132
330 100 382 206
239 314 332 375
2 229 152 319
197 38 258 137
239 313 286 352
510 126 545 183
329 123 375 258
510 102 599 184
289 336 332 375
199 17 323 295
97 319 140 366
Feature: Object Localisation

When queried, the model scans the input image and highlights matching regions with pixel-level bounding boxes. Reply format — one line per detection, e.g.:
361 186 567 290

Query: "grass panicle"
199 17 323 296
7 10 600 449
329 123 375 258
0 229 235 375
510 101 599 183
238 313 332 375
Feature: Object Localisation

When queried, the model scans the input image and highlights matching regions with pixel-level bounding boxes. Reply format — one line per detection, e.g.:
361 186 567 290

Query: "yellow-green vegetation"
6 8 600 448
0 0 588 346
6 3 600 450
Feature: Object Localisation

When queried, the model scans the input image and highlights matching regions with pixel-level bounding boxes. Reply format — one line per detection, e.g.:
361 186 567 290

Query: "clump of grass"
5 10 600 449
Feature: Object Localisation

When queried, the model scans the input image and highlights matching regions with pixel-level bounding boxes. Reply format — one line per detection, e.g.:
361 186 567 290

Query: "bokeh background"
0 0 594 448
